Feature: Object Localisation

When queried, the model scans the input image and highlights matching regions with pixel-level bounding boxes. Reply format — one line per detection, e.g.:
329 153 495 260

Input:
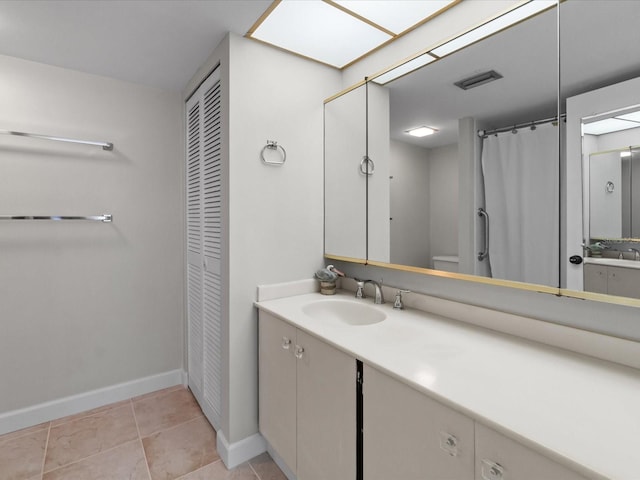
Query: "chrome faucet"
354 278 385 304
628 248 640 261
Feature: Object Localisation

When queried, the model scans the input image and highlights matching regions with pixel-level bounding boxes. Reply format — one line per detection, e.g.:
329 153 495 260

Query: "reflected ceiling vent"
454 70 503 90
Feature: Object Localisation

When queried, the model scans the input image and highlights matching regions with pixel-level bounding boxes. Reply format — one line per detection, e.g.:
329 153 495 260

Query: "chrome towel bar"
0 214 112 222
0 129 113 151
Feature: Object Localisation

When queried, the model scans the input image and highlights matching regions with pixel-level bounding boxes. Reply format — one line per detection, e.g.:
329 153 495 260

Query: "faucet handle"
393 290 410 310
354 278 365 298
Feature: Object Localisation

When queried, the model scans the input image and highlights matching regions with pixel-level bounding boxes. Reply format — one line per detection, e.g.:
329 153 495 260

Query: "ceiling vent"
454 70 503 90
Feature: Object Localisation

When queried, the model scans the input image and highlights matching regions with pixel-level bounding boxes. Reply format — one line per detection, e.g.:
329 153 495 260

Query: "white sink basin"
302 299 386 326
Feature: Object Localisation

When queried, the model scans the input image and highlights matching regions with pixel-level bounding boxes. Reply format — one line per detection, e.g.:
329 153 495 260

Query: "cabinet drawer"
475 424 588 480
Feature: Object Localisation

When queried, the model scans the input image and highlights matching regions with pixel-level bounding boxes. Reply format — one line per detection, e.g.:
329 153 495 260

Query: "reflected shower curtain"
481 123 559 286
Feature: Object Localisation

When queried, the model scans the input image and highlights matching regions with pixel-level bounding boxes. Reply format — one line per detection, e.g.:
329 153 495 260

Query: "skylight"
247 0 457 69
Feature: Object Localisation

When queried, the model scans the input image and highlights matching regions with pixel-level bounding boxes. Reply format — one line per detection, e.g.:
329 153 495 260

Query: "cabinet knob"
481 460 504 480
282 337 291 350
439 431 459 456
294 345 304 359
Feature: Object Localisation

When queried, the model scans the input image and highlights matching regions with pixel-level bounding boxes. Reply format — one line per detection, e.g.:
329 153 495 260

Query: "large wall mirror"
325 0 561 291
324 0 640 306
562 0 640 302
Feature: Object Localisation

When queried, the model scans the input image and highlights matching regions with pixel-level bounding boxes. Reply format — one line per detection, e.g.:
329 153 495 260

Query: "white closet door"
186 68 223 430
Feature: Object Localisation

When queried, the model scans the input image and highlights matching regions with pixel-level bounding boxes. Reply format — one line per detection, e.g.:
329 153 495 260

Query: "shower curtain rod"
478 113 566 137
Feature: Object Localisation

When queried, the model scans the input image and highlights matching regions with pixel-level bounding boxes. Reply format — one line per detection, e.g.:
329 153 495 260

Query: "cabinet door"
607 266 640 299
583 264 607 294
296 330 356 480
475 424 588 480
258 312 297 473
363 364 474 480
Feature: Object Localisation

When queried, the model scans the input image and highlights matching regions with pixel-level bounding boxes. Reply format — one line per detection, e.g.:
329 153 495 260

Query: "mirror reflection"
324 84 367 260
367 3 559 287
561 0 640 300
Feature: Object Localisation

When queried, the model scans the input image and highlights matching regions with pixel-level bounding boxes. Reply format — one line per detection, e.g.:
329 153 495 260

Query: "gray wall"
390 140 430 267
0 54 184 413
429 143 459 261
389 140 458 268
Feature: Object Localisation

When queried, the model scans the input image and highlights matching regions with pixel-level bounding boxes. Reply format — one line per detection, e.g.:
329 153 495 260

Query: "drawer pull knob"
282 337 291 350
481 460 504 480
439 431 459 456
294 345 305 359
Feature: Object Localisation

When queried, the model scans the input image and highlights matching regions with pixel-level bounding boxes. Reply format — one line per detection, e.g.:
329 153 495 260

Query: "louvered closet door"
186 68 223 430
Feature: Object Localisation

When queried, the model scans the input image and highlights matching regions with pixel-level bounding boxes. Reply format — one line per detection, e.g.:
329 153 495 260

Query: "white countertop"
584 257 640 270
256 291 640 480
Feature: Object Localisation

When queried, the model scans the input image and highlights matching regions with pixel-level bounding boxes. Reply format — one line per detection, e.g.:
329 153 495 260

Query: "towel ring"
360 155 375 176
261 140 286 166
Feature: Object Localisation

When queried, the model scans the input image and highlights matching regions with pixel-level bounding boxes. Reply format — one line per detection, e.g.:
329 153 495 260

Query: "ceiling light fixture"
406 126 437 137
582 118 640 136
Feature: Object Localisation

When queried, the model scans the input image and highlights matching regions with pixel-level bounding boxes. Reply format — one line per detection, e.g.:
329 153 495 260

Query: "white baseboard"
217 430 266 469
0 369 185 436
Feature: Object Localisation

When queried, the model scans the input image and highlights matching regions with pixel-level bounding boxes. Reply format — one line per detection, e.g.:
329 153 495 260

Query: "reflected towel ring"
606 181 615 193
261 140 286 166
360 155 375 176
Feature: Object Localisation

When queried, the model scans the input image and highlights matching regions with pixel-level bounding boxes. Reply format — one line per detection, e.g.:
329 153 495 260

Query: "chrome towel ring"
261 140 286 166
360 155 375 175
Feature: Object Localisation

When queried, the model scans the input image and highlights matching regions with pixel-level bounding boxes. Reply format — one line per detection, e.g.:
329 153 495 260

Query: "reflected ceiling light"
617 111 640 123
372 52 437 84
582 118 640 136
406 126 437 137
431 0 555 58
620 151 632 158
247 0 457 69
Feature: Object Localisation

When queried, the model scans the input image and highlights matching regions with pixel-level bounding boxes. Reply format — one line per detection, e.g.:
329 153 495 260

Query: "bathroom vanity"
256 282 640 480
583 258 640 299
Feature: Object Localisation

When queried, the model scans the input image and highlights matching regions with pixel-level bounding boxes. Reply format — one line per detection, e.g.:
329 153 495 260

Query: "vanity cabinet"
258 312 356 480
363 364 475 480
475 424 588 480
364 365 590 480
584 263 640 298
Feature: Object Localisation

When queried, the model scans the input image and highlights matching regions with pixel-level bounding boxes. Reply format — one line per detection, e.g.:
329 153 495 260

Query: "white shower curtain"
481 123 559 286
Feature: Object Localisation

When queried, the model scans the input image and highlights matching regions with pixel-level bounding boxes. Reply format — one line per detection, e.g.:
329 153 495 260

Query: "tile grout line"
248 459 262 480
39 422 51 479
138 411 206 439
131 398 153 480
41 401 140 475
48 401 133 432
174 459 224 479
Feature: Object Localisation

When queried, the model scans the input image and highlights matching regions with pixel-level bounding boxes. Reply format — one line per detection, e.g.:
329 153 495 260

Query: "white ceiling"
0 0 271 91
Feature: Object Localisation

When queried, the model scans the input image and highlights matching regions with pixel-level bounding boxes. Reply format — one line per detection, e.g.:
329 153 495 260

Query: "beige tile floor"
0 386 286 480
